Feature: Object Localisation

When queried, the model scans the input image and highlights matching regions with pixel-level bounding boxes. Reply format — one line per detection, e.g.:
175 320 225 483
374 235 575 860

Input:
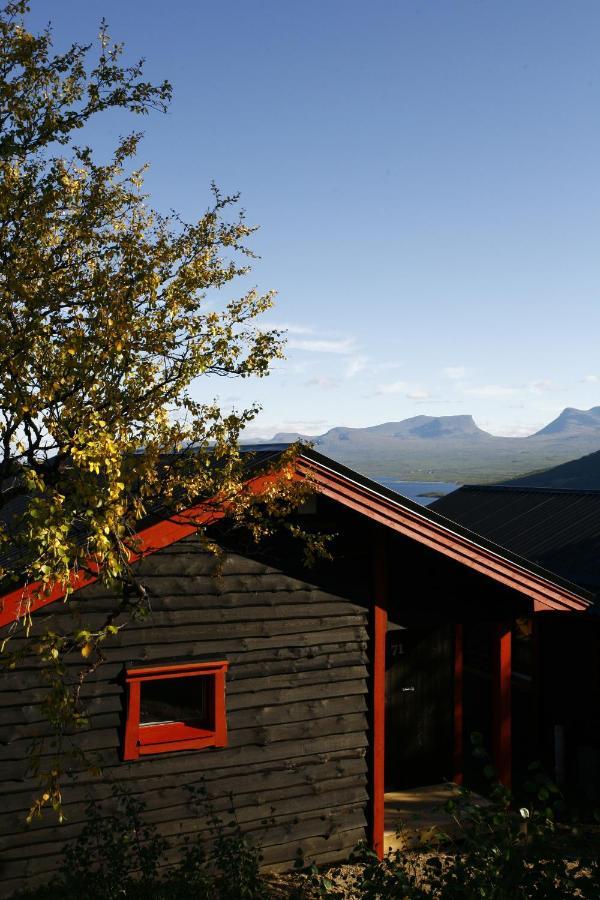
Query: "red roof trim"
0 471 281 628
0 455 590 628
295 456 590 614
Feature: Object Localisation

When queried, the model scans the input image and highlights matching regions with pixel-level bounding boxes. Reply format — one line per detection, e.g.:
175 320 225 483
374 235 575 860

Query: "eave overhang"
0 448 592 628
296 451 592 614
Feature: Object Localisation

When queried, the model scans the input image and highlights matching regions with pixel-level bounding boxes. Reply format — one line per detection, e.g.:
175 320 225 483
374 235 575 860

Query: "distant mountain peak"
271 431 307 443
409 414 489 439
331 414 490 440
270 414 491 444
259 408 600 484
532 406 600 438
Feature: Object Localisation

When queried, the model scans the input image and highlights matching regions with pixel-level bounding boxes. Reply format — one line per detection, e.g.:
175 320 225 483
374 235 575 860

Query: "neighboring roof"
431 484 600 590
0 447 593 628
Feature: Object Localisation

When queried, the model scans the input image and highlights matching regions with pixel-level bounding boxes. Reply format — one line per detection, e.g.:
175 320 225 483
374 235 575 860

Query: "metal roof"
431 484 600 590
294 448 592 604
0 446 593 624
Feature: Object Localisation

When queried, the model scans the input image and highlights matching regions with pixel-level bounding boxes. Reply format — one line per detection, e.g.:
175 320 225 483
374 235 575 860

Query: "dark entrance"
384 624 453 790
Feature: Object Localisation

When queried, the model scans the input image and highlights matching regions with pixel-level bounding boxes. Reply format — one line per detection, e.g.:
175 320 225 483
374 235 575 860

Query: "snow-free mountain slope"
266 407 600 483
506 448 600 490
532 406 600 438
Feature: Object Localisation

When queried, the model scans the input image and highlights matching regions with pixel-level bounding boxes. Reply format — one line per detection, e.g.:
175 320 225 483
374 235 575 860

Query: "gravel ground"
263 846 599 899
264 853 439 899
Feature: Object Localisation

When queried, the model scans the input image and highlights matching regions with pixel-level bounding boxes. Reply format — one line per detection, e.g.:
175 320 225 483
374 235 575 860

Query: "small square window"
123 661 228 760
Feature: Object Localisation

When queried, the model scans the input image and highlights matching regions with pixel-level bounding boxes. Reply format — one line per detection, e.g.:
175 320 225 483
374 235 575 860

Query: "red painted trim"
123 678 141 761
0 453 590 629
295 457 590 614
126 661 228 680
453 623 464 785
123 660 228 761
138 735 220 755
370 533 387 859
492 622 512 788
0 472 284 628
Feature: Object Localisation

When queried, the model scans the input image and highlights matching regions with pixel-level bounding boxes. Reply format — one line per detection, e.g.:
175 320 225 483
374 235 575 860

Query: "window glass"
139 675 209 726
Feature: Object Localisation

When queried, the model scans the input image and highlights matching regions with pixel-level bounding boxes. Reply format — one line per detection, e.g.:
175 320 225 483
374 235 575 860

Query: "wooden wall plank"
0 540 370 893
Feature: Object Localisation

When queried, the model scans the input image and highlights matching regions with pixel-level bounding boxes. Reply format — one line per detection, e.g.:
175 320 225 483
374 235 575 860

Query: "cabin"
432 484 600 803
0 447 595 895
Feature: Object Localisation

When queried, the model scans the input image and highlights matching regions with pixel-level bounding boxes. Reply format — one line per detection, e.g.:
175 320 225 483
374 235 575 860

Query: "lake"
375 479 459 506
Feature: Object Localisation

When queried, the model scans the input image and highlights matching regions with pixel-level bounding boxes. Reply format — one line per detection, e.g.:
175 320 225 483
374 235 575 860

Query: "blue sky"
30 1 600 438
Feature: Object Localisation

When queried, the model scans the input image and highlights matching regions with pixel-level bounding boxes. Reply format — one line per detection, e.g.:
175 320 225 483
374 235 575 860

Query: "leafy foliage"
303 744 600 899
0 0 316 817
17 784 272 900
0 0 286 611
15 757 600 899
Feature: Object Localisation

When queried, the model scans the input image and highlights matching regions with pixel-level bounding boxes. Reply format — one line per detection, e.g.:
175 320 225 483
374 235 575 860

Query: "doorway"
384 623 453 790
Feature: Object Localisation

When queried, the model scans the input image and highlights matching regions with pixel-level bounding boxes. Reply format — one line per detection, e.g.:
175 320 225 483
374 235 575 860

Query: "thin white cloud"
281 419 327 429
488 423 545 437
242 419 327 440
463 385 519 398
373 361 403 371
376 380 407 395
375 380 431 400
442 366 467 380
582 374 600 383
305 376 340 390
345 354 369 377
289 337 356 354
527 379 558 394
462 379 561 399
258 322 314 335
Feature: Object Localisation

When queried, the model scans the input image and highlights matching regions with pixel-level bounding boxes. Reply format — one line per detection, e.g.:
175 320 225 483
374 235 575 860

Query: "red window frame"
123 660 228 760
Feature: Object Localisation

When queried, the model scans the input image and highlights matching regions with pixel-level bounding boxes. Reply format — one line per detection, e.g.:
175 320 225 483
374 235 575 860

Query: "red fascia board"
296 456 590 614
126 661 229 680
0 472 283 628
0 455 590 628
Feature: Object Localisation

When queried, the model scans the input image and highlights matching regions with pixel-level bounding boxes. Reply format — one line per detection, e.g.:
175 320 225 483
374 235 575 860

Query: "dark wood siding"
0 533 369 894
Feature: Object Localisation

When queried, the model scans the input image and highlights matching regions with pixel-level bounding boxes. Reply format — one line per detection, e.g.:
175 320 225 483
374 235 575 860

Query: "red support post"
492 621 512 788
453 623 464 785
370 531 388 859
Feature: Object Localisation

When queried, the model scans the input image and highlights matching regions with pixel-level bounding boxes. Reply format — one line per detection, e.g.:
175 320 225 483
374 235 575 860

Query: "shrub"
305 740 600 899
17 783 270 900
17 749 600 899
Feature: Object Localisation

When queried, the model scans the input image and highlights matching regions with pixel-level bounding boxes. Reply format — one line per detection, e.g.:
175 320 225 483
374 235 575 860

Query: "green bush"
17 783 270 900
17 747 600 899
305 739 600 899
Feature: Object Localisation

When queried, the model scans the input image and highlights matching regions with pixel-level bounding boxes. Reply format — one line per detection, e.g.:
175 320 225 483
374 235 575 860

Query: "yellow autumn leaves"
0 1 313 821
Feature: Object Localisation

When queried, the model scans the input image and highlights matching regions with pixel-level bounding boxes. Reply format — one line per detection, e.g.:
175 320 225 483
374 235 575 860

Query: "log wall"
0 533 370 894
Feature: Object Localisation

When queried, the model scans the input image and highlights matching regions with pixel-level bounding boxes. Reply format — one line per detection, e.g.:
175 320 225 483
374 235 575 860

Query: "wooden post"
453 623 464 785
370 531 388 859
530 617 542 765
492 622 512 788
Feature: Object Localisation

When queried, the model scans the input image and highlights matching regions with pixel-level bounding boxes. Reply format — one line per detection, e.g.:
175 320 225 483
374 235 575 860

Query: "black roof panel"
431 484 600 590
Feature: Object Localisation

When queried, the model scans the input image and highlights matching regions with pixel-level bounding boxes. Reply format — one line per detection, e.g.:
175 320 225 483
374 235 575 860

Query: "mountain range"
265 407 600 483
